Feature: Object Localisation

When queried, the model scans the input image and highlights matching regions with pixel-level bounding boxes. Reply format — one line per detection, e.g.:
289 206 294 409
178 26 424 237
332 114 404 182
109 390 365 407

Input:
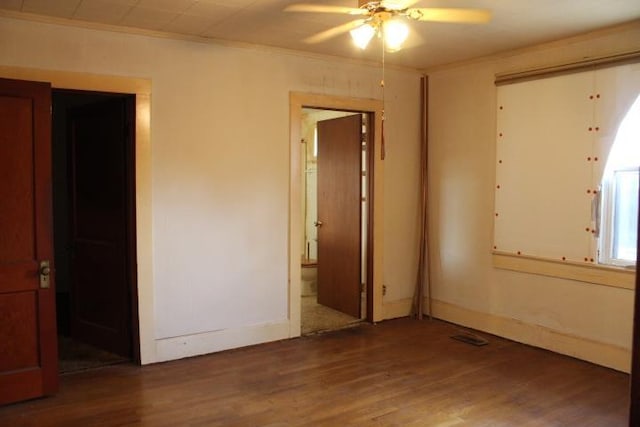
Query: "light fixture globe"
350 23 376 49
382 19 409 51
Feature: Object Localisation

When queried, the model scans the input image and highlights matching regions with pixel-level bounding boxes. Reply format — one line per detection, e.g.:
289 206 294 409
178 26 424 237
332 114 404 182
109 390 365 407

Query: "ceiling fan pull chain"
381 35 386 160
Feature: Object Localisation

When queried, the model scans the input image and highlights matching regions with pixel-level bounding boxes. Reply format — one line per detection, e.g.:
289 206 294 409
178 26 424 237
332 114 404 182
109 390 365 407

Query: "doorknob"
39 260 51 289
314 221 323 227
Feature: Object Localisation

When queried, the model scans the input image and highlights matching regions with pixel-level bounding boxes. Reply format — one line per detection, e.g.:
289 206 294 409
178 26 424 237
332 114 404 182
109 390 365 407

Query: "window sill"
493 251 636 290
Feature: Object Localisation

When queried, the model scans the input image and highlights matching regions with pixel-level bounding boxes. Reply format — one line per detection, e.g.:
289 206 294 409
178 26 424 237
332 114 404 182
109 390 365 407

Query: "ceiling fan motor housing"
359 0 388 9
358 1 406 14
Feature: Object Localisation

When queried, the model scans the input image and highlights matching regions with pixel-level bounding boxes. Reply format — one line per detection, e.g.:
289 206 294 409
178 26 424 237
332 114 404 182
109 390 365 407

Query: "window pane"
612 169 639 262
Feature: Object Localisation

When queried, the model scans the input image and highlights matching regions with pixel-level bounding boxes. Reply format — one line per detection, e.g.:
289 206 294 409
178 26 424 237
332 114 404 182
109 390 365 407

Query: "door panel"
0 97 35 260
69 97 133 358
316 114 362 318
0 78 57 405
0 293 39 370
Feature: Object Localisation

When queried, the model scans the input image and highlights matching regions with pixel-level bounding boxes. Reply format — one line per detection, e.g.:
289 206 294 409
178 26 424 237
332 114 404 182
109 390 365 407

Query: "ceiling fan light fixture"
350 23 376 49
382 18 409 51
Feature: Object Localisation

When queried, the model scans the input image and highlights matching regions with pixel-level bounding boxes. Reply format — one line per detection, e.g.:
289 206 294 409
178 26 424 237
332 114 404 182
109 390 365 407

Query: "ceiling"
1 0 639 70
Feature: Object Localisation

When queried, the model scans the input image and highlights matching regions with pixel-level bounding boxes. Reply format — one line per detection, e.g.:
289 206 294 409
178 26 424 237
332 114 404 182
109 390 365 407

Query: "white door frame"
0 65 155 364
289 92 385 337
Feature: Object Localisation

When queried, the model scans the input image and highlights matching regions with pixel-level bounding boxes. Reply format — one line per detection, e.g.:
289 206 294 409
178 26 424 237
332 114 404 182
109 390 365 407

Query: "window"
598 95 640 267
494 62 640 270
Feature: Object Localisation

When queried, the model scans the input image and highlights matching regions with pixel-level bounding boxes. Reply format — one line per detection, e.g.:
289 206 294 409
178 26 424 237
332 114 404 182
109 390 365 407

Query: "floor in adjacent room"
58 336 128 374
1 318 629 426
300 295 361 335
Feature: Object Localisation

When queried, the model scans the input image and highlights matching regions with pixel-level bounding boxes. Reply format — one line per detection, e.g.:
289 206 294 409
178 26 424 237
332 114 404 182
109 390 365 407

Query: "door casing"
289 92 384 337
0 65 155 364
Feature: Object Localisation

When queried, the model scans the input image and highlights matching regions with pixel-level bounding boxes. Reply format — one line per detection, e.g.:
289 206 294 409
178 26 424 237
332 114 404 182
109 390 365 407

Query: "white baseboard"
431 299 631 373
381 296 630 372
154 321 290 363
382 298 413 320
153 301 631 373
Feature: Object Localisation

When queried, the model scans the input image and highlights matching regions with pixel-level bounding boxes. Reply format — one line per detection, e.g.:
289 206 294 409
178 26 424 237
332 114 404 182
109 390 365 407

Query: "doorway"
0 67 152 398
52 89 138 373
300 109 372 334
289 92 384 337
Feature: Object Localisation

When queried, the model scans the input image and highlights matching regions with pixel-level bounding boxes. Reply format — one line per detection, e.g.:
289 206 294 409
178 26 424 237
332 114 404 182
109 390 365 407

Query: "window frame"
599 166 639 268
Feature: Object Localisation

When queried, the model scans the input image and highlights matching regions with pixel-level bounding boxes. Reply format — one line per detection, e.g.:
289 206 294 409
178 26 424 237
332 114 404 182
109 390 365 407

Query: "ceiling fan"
285 0 491 51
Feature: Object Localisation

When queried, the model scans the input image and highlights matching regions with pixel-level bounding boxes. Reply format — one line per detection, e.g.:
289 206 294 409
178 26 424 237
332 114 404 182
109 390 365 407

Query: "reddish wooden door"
68 97 133 358
0 78 58 405
316 114 362 318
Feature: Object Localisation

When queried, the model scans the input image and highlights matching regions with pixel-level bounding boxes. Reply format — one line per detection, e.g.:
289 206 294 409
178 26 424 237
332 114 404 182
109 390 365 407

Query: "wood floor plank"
0 318 629 426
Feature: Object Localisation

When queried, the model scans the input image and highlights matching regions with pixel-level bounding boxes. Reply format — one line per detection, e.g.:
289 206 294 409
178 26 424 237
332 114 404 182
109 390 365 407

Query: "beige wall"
427 21 640 371
0 16 422 362
6 11 633 370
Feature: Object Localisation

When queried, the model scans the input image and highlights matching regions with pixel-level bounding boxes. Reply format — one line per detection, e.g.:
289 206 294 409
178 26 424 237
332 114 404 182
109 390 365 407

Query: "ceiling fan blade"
408 8 491 23
304 19 367 44
285 4 368 15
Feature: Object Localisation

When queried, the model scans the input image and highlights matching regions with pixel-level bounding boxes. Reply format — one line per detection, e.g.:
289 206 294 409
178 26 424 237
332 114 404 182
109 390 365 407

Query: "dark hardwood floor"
0 318 629 426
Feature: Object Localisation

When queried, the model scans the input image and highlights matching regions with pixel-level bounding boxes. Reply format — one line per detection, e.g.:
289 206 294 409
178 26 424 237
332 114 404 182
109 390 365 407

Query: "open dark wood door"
0 78 58 405
68 97 134 358
316 114 362 318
